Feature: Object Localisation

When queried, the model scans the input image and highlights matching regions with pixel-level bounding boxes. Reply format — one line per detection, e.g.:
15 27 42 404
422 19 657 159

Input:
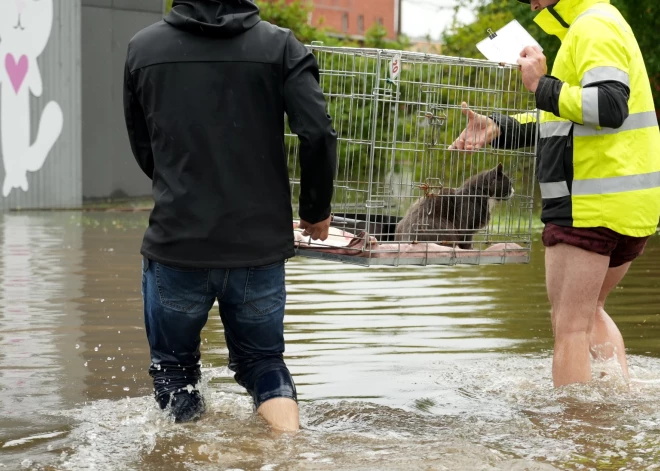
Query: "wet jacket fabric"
493 0 660 237
123 0 337 268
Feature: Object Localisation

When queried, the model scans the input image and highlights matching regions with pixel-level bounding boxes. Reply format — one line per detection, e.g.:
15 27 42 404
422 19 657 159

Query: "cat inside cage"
287 46 538 266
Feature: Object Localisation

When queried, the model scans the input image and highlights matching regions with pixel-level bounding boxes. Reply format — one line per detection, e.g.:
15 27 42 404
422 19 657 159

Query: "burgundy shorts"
542 223 650 268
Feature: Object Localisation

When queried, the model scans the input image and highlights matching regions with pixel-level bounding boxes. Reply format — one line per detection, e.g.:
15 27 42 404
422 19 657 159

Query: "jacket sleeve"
123 59 155 180
490 111 538 149
283 32 338 224
534 15 631 129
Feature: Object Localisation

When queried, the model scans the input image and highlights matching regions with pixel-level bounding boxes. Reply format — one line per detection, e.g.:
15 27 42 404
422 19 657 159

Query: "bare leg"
257 398 299 432
545 244 610 387
588 263 631 380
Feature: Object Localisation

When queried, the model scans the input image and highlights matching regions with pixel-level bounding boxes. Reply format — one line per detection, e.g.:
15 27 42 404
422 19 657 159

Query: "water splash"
44 355 660 471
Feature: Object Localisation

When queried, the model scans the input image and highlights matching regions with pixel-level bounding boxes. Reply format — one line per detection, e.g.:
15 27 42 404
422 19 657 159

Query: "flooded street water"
0 211 658 470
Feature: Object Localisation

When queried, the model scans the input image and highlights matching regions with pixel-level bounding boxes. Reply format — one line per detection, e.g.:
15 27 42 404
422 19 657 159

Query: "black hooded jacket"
123 0 337 268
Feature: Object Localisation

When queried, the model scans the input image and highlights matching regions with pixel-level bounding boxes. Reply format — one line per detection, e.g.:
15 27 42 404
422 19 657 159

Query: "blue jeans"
141 257 296 409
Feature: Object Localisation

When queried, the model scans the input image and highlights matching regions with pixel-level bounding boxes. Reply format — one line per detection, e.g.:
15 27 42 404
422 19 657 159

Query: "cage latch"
418 107 447 145
418 177 444 198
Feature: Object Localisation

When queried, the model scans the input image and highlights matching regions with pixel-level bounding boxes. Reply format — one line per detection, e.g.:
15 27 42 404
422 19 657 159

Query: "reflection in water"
0 212 658 470
0 213 86 466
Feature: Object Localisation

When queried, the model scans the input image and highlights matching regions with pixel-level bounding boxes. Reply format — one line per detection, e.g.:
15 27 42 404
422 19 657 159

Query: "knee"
550 308 558 334
552 308 592 337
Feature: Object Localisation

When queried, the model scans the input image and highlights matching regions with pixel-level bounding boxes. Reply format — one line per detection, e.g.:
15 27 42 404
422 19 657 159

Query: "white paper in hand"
476 20 543 65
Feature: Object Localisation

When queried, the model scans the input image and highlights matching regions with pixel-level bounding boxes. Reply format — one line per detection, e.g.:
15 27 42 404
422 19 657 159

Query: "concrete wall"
0 1 82 209
81 0 163 199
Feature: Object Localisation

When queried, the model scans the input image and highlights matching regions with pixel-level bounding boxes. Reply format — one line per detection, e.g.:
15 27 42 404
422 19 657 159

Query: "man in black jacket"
123 0 337 430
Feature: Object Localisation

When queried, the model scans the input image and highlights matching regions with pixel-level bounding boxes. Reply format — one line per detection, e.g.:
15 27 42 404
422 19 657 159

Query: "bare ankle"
257 397 299 432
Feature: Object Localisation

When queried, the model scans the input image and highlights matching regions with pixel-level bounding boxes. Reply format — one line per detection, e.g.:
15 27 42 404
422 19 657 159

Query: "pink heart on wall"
5 54 29 94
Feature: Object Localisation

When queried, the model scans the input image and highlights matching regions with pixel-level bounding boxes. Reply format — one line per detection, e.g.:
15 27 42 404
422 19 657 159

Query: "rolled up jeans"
141 257 297 409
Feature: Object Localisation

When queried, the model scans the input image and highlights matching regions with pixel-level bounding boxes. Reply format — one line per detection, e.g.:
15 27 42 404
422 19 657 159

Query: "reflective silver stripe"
540 121 572 138
573 171 660 195
540 112 658 139
581 67 630 87
582 88 600 126
573 111 659 137
540 181 570 199
574 8 630 33
541 172 660 199
513 111 539 124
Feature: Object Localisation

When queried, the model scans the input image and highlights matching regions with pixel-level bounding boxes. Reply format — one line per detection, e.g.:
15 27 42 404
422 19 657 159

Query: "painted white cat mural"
0 0 63 197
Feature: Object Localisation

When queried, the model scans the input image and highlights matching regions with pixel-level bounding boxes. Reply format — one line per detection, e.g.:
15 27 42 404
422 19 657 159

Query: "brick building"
308 0 401 40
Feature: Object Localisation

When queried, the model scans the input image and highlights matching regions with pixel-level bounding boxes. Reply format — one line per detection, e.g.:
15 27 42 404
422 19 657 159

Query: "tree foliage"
255 0 410 50
256 0 326 44
620 2 660 106
253 1 533 217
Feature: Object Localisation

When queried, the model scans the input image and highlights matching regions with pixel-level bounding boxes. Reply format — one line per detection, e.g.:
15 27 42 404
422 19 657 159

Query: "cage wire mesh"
287 45 538 267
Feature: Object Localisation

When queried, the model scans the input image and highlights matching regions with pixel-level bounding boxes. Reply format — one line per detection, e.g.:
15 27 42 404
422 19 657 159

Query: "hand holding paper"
517 45 548 92
476 20 543 66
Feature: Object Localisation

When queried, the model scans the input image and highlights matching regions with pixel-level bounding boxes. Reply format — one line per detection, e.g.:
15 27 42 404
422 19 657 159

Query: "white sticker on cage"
390 55 401 81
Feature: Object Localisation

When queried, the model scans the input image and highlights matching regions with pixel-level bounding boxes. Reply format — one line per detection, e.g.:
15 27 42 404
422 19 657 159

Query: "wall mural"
0 0 63 197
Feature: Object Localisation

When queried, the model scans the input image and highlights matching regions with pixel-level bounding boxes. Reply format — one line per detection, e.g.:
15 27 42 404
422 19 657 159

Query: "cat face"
0 0 54 56
487 163 514 199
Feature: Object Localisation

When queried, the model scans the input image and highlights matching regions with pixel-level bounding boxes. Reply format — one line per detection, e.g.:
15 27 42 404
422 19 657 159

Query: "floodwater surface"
0 212 658 470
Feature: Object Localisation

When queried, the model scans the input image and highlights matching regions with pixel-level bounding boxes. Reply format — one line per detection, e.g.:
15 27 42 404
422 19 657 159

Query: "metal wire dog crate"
287 45 538 266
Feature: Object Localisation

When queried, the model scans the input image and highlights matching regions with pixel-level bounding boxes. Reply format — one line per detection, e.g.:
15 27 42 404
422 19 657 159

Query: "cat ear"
497 162 503 174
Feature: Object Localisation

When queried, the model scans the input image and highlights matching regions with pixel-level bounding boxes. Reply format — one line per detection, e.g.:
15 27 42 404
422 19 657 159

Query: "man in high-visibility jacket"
450 0 660 387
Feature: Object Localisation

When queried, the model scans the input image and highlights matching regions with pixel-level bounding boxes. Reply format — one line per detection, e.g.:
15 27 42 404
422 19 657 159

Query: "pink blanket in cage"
292 222 526 259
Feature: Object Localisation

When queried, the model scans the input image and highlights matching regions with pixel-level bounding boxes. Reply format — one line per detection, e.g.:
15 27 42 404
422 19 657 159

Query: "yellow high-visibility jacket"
493 0 660 237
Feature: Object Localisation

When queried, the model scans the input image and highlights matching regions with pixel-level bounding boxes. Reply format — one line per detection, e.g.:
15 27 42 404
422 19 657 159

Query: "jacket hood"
534 0 609 40
165 0 261 38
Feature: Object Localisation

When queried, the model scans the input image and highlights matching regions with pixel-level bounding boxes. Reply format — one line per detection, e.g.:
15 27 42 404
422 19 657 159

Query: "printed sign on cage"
390 54 401 82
